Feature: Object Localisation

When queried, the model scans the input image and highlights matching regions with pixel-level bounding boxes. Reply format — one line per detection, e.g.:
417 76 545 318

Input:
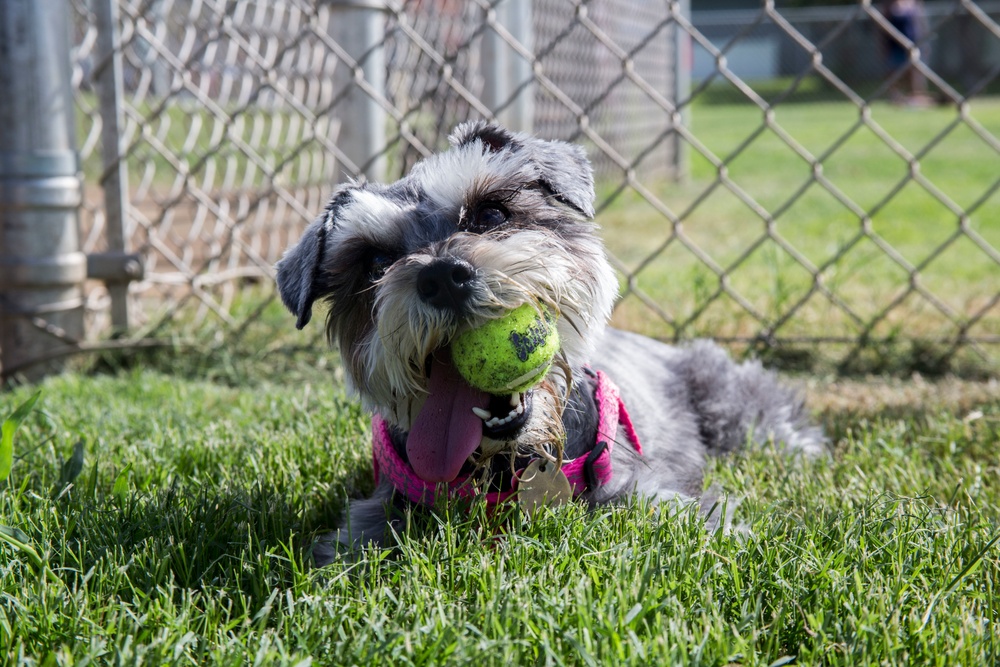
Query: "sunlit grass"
2 368 998 665
600 95 1000 372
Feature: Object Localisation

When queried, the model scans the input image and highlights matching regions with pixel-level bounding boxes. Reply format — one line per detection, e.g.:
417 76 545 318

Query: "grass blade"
0 524 43 571
1 391 41 481
59 440 86 487
919 531 1000 631
112 462 133 500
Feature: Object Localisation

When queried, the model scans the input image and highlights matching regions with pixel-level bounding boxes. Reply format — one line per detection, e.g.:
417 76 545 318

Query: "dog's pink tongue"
406 355 489 483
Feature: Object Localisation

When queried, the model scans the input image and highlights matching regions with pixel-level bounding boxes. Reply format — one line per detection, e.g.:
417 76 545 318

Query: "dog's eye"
466 203 509 234
368 251 395 279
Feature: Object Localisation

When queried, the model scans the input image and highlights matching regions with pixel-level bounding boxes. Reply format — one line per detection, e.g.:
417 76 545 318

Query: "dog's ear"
529 138 595 219
450 121 595 219
276 215 328 330
275 188 350 329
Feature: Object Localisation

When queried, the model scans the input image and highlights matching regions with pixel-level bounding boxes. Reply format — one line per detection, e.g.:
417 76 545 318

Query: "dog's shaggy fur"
277 122 825 564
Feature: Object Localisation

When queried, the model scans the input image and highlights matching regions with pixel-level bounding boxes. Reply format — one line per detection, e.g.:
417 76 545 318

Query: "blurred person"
880 0 932 106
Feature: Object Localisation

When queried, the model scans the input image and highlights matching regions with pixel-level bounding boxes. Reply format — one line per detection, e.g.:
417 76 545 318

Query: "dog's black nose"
417 258 475 311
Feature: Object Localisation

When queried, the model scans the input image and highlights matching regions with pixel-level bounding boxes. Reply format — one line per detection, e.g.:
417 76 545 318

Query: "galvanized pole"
0 0 86 380
483 0 534 133
92 0 133 332
482 0 511 126
670 0 691 181
326 0 388 184
506 0 534 133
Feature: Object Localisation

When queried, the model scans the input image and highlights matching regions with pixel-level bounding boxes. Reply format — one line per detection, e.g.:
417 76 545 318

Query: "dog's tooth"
509 393 519 407
483 401 526 429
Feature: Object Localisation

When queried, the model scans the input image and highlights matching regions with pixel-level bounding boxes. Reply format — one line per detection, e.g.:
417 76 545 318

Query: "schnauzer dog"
277 122 824 564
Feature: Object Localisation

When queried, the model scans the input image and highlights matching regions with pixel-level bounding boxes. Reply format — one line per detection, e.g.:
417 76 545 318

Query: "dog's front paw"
310 481 399 566
310 530 356 567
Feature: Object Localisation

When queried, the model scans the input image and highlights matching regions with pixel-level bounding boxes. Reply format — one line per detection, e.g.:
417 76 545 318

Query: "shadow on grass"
748 337 996 379
85 332 337 389
54 481 299 601
55 465 380 608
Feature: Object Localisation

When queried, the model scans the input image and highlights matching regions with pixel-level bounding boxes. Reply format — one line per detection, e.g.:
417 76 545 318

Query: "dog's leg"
588 329 823 532
668 339 826 457
312 480 400 566
595 330 825 459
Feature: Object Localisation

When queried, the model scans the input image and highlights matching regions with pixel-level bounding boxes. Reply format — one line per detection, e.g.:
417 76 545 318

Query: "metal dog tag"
518 459 572 516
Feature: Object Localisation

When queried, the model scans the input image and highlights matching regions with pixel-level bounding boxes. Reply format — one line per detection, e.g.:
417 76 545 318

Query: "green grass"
599 92 1000 370
2 363 999 665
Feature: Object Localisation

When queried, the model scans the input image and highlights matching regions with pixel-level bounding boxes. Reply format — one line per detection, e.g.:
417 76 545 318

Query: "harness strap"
372 369 643 507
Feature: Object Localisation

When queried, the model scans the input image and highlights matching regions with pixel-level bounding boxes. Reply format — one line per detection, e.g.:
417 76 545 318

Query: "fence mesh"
51 0 1000 375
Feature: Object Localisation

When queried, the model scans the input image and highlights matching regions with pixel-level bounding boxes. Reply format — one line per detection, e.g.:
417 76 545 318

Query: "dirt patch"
796 373 999 419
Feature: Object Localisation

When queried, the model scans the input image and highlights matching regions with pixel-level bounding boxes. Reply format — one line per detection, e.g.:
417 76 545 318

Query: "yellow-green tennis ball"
452 304 560 394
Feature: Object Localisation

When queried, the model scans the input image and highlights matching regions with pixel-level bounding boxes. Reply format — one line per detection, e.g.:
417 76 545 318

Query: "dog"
276 121 825 564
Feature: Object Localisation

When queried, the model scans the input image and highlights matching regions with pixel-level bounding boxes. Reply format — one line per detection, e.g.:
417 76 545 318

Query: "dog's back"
589 328 825 505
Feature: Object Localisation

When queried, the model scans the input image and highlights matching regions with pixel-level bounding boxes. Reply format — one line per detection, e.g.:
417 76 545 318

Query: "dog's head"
276 122 618 482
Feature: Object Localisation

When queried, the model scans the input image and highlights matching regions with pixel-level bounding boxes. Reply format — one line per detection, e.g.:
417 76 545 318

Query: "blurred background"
1 0 998 382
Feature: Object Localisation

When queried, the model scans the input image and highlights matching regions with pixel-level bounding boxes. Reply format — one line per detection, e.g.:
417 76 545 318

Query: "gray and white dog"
277 122 824 564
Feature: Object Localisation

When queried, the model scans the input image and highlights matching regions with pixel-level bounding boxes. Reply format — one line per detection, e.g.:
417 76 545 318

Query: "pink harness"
371 370 643 507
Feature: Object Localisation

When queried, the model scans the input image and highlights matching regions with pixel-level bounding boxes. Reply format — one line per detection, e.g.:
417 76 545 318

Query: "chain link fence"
2 0 998 379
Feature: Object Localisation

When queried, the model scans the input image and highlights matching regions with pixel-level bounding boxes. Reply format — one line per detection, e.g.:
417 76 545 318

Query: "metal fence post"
482 1 510 126
671 0 690 181
326 0 388 184
92 0 134 332
507 0 534 133
0 0 86 381
483 0 534 133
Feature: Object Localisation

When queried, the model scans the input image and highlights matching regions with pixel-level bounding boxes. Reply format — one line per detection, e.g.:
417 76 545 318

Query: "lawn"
600 93 1000 373
1 355 998 665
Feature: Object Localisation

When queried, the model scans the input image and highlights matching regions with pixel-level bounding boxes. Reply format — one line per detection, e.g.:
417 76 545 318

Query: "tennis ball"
452 303 560 394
